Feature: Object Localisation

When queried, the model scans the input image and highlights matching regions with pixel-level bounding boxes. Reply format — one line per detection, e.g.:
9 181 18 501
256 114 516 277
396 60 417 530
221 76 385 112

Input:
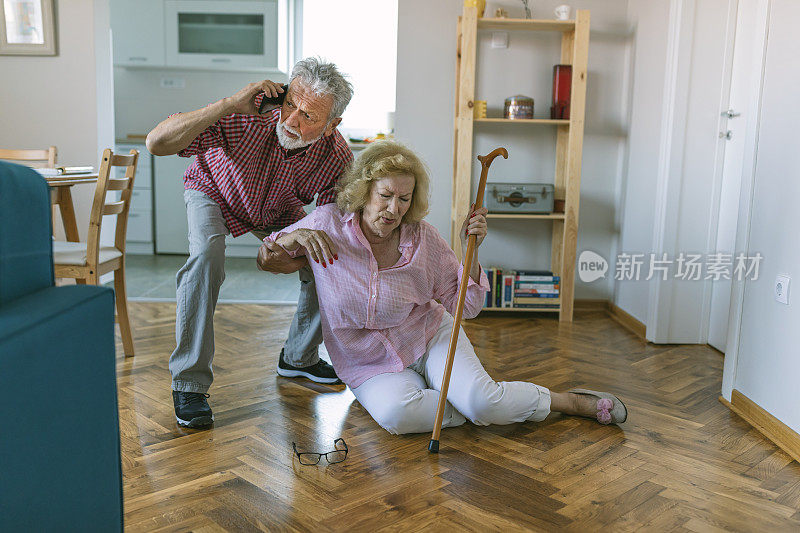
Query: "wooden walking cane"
428 147 508 453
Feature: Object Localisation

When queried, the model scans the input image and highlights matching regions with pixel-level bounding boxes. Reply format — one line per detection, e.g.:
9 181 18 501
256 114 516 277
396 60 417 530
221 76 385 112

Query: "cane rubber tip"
428 440 439 453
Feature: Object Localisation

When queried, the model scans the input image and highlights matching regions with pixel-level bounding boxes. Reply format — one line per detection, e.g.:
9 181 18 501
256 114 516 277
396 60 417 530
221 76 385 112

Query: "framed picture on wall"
0 0 56 56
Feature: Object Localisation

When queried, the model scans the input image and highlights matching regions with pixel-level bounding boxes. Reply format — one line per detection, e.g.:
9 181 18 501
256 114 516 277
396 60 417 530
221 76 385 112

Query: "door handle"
722 109 741 119
719 130 733 140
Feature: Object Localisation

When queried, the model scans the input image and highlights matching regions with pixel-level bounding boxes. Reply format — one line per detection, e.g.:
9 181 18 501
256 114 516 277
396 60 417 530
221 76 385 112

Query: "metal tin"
503 95 534 119
486 182 554 213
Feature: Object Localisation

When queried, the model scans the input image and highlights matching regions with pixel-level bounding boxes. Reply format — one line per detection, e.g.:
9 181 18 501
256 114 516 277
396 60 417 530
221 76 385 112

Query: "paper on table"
34 168 60 177
35 166 94 177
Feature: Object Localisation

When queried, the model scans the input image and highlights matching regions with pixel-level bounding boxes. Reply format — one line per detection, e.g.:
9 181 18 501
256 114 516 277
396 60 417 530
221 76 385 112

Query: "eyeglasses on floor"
292 438 348 465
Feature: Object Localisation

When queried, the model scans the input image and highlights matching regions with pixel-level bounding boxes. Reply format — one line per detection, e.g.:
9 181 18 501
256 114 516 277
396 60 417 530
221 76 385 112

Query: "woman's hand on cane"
460 204 488 282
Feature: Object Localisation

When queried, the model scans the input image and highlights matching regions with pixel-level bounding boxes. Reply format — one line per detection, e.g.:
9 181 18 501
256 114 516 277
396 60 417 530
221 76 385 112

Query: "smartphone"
258 84 288 114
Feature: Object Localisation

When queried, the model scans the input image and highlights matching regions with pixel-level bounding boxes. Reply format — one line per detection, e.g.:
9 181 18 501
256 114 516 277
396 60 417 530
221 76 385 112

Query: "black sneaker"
277 349 342 384
172 391 214 428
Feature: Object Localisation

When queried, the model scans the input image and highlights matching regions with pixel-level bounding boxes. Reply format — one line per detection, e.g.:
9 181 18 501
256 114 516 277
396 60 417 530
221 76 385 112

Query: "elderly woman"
258 141 627 435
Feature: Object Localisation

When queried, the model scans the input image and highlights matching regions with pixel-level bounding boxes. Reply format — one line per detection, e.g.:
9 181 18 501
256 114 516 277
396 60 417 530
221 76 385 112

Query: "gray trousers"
170 189 322 393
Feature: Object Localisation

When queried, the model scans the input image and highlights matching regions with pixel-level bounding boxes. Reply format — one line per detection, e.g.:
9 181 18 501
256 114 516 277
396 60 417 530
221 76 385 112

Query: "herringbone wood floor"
117 302 800 532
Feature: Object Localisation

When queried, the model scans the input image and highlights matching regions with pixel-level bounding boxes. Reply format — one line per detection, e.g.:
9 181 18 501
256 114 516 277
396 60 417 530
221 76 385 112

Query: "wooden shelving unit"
475 118 569 125
487 213 566 220
451 6 590 322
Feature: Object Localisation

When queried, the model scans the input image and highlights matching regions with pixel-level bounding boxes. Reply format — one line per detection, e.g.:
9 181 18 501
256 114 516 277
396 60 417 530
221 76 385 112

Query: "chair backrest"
0 162 54 305
0 146 57 168
85 148 139 267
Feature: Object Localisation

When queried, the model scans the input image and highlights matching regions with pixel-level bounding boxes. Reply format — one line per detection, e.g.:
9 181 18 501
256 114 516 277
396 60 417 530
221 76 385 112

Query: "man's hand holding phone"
226 80 286 116
258 83 288 114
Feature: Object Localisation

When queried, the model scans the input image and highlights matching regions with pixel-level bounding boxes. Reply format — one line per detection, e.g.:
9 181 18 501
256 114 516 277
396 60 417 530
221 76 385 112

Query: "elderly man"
146 57 353 428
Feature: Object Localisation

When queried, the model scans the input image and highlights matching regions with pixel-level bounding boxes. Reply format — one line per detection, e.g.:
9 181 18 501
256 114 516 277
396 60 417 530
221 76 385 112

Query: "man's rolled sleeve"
176 113 247 157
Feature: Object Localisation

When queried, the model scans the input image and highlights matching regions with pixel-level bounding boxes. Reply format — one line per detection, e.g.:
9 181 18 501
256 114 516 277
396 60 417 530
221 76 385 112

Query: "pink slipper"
569 388 628 425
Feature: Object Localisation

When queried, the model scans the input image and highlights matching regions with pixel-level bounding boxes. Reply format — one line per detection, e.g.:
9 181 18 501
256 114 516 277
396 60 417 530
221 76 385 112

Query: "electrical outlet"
491 32 508 49
160 77 185 89
774 274 790 305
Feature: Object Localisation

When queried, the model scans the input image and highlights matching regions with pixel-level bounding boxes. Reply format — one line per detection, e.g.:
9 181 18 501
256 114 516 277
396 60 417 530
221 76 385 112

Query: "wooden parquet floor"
117 302 800 532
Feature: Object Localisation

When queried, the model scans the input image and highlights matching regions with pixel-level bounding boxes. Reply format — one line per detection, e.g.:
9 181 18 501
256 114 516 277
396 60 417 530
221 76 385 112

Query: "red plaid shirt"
176 106 353 237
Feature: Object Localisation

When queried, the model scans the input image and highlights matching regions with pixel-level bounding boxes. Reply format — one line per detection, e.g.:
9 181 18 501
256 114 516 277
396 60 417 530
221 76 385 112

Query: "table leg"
56 186 81 242
49 189 58 237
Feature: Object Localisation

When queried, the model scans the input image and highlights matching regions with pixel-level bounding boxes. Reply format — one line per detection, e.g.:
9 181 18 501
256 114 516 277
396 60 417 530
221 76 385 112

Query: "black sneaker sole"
277 367 341 384
176 414 214 428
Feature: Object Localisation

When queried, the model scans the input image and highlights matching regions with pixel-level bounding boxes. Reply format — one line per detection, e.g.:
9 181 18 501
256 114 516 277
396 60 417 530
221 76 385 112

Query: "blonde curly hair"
336 140 430 224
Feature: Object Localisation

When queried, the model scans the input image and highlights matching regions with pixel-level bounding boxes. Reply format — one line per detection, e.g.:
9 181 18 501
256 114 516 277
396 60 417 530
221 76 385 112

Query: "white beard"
276 121 323 150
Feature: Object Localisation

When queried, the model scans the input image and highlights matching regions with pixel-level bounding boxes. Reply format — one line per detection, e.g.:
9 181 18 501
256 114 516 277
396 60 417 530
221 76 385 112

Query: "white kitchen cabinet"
111 0 165 67
116 142 155 254
126 212 154 245
165 0 288 72
154 154 192 254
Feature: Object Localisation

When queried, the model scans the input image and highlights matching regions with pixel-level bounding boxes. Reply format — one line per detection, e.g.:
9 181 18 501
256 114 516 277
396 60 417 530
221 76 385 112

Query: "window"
301 0 398 138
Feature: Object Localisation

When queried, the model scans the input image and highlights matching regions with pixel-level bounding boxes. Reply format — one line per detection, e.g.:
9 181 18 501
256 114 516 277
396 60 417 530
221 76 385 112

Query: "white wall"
724 0 800 433
0 0 114 242
113 68 269 141
613 0 671 323
395 0 632 300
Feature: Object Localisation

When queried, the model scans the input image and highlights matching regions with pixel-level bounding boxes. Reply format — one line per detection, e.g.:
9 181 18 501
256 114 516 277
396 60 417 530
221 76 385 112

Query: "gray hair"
289 57 354 120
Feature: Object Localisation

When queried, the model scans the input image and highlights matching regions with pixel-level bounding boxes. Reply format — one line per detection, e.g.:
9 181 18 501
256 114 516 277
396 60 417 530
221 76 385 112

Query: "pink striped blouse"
267 204 490 388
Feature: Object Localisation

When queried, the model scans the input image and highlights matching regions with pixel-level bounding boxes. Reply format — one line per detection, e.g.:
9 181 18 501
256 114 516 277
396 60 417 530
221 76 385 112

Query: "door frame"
721 0 771 400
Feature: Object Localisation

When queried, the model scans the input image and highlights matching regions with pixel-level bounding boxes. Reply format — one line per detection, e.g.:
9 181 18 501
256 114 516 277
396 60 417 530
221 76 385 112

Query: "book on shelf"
493 268 502 307
516 274 560 282
485 268 495 308
514 302 560 309
482 269 562 310
482 267 500 308
515 288 559 295
502 274 514 307
514 281 561 291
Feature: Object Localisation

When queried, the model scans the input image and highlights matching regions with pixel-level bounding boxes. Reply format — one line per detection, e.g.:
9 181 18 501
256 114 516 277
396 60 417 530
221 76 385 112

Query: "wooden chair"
0 146 58 168
53 148 139 357
0 146 60 229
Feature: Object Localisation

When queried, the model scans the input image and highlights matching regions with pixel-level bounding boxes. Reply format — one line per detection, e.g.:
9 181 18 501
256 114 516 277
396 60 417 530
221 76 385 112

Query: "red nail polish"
334 254 339 260
322 262 327 268
329 258 334 264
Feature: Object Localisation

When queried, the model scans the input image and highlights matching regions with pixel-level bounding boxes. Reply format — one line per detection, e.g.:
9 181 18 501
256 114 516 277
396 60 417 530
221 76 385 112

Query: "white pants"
351 311 551 435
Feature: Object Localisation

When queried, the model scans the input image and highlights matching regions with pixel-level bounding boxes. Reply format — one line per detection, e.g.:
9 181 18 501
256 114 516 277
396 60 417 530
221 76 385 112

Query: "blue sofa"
0 162 123 530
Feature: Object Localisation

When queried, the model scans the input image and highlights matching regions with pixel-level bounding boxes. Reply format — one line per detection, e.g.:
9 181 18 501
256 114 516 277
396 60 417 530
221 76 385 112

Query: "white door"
707 0 765 352
646 0 741 344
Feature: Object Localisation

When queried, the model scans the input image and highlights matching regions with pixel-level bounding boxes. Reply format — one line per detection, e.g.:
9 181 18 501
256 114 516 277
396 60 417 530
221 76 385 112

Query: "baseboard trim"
607 301 647 340
573 298 610 311
719 389 800 464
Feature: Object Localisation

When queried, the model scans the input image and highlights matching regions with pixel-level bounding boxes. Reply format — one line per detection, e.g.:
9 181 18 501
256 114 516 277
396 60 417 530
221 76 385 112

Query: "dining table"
45 173 98 242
